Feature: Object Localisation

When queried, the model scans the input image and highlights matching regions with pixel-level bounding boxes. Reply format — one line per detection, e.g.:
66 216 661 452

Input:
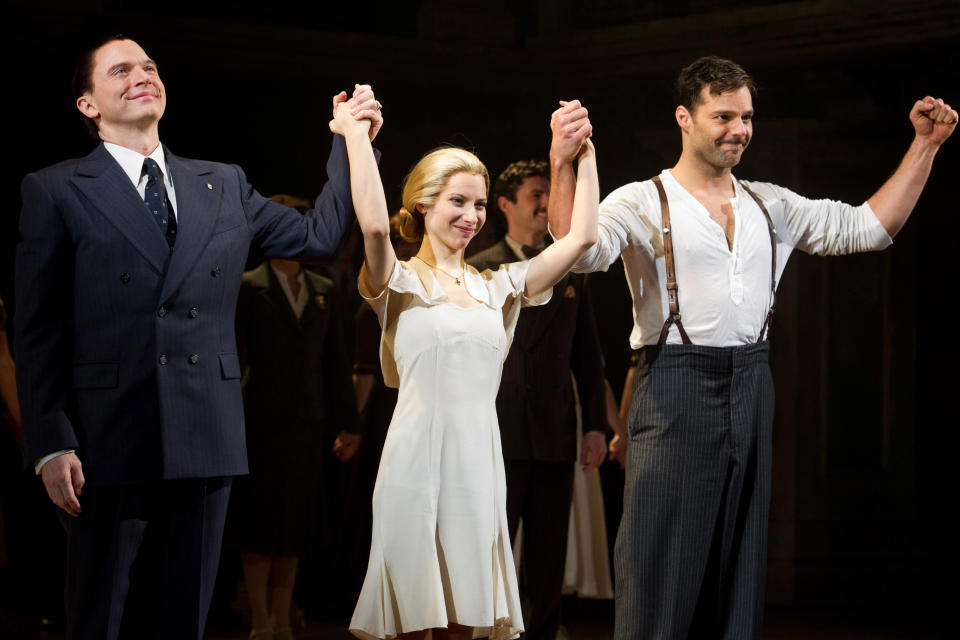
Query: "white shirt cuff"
35 449 74 475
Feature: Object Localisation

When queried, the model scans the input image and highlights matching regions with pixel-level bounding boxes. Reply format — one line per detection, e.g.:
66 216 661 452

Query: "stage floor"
0 596 947 639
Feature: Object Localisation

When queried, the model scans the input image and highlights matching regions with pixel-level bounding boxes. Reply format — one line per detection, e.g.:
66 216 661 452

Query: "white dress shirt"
573 169 893 348
104 141 179 219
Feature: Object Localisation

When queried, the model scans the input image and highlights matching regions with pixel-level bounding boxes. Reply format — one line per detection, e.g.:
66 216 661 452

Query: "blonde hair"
397 147 489 243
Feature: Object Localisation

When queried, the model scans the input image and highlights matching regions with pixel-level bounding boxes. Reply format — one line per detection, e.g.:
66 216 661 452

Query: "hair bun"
397 206 423 243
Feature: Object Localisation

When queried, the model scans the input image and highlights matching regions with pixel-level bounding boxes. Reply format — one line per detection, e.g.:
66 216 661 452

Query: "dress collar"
407 257 492 308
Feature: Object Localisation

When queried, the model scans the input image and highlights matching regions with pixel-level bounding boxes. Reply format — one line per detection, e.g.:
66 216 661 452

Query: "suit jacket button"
211 267 221 277
159 354 168 365
157 306 167 318
189 306 199 318
120 272 131 284
189 354 199 365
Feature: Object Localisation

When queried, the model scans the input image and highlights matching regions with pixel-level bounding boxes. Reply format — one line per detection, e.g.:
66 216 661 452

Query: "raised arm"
547 100 592 239
525 138 598 299
329 95 396 292
867 96 956 237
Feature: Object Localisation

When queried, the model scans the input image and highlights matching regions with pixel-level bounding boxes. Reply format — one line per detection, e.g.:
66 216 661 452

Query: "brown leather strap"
738 181 778 342
652 175 691 345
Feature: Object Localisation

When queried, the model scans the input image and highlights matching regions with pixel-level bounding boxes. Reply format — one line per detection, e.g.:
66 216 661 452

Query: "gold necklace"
414 256 465 286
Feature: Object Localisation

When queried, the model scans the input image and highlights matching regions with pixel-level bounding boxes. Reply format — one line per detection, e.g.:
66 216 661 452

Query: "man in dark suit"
14 35 381 638
468 159 607 640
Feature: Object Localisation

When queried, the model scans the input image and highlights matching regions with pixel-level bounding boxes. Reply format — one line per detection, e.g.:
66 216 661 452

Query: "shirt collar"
662 168 741 203
269 262 306 287
103 141 167 188
504 234 545 261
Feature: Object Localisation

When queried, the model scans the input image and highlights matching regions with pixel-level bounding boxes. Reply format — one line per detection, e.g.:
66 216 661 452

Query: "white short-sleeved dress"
349 258 550 640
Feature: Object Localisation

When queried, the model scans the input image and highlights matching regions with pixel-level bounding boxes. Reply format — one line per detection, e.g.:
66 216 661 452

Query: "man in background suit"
469 157 607 640
14 35 381 638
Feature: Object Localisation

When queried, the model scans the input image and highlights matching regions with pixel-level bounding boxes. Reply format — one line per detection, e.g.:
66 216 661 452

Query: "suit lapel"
491 240 517 266
68 144 169 274
159 149 222 302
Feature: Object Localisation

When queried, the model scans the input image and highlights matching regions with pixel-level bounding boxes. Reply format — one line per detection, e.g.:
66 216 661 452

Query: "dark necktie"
142 158 177 249
521 244 542 258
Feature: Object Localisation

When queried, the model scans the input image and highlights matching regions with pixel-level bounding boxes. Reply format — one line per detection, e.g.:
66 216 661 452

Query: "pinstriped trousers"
614 342 774 639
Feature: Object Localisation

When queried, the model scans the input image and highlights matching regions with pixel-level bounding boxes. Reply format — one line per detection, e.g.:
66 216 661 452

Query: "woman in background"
234 254 359 640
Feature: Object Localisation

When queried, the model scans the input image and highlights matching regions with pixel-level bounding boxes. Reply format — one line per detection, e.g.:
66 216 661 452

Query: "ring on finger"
375 100 383 111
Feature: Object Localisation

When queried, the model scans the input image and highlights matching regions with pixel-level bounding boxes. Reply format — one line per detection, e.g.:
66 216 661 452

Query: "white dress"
350 258 549 640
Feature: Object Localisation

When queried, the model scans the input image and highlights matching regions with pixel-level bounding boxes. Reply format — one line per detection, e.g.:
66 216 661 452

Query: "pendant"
455 277 462 285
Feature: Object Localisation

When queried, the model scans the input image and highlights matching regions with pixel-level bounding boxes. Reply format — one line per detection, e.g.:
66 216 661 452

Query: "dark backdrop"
2 0 958 625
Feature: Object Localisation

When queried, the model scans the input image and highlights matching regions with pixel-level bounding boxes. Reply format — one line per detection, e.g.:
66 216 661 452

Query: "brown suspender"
651 175 691 345
651 175 778 346
739 181 778 342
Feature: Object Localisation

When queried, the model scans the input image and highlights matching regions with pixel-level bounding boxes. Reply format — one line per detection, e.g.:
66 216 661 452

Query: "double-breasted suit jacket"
469 239 607 462
15 137 355 486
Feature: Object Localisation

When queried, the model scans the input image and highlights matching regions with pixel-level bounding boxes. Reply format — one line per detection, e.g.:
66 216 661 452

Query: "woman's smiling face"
419 172 487 252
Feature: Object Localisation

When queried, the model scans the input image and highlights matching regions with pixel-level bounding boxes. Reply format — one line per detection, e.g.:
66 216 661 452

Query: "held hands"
550 99 593 165
40 452 84 517
608 433 627 469
911 96 957 145
330 84 383 141
578 137 596 161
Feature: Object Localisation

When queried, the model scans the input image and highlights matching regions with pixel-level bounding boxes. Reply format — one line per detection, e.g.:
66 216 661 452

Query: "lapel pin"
206 183 213 190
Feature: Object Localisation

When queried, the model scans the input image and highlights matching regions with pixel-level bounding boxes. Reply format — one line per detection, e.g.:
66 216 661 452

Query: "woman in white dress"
329 98 598 640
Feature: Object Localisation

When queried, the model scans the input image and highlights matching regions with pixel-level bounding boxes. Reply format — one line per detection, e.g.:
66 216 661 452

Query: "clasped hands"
330 83 382 141
551 99 594 164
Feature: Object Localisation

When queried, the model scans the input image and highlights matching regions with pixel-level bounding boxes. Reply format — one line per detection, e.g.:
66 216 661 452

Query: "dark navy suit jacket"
15 136 355 486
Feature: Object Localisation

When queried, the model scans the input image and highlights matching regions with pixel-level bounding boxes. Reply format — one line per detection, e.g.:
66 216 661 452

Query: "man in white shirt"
548 56 956 639
15 35 381 638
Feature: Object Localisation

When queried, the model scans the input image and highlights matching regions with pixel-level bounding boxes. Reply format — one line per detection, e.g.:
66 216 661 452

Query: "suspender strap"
651 175 692 345
738 181 778 342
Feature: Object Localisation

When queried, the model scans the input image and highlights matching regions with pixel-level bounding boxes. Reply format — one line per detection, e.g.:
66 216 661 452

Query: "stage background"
1 0 957 627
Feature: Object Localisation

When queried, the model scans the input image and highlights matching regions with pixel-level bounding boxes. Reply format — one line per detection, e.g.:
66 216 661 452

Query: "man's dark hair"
674 56 756 113
493 159 549 205
72 34 130 138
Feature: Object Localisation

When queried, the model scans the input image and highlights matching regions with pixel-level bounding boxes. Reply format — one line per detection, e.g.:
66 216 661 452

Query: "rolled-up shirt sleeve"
746 181 893 256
